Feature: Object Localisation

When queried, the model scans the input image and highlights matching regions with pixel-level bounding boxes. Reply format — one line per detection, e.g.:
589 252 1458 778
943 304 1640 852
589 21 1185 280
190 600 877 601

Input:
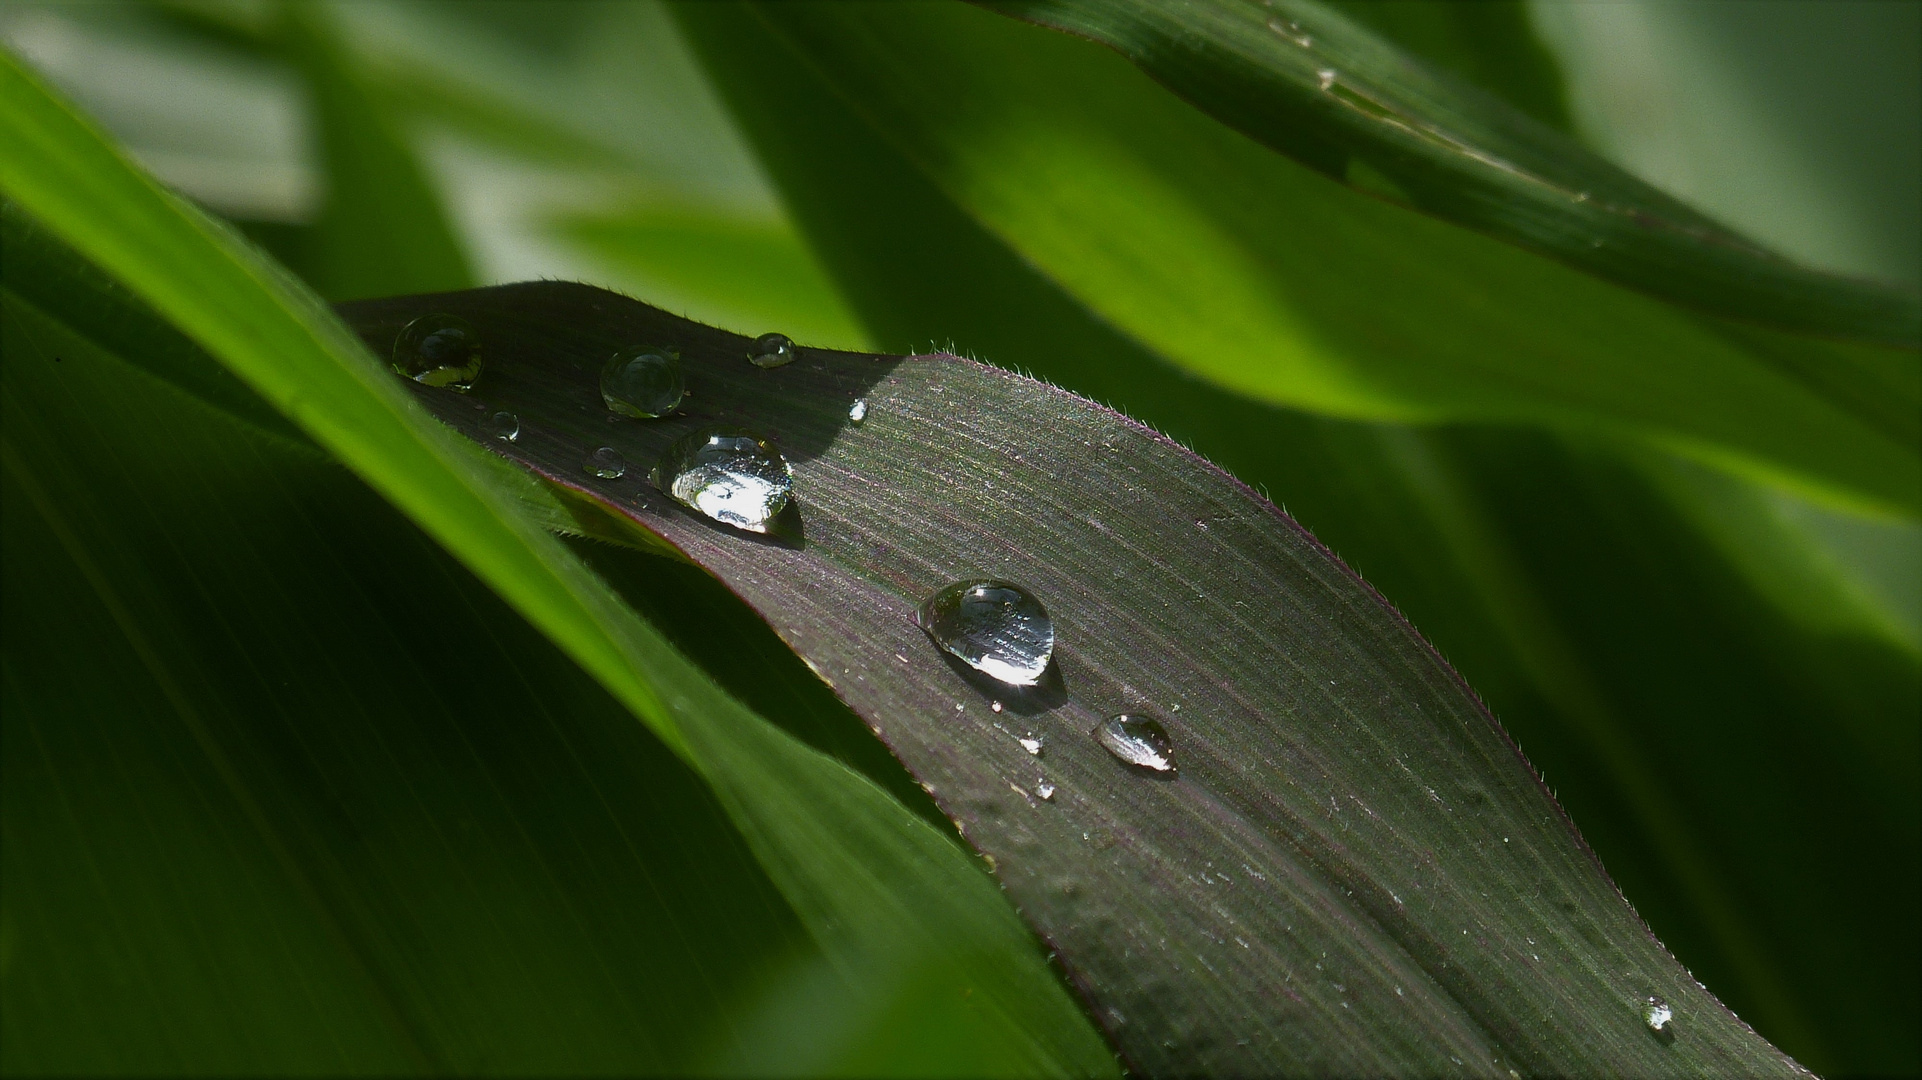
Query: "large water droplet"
848 398 868 425
1643 997 1673 1034
1094 715 1177 773
747 332 796 369
393 313 481 391
486 411 520 442
916 580 1053 686
653 425 793 532
1036 780 1056 801
601 346 684 418
585 446 627 479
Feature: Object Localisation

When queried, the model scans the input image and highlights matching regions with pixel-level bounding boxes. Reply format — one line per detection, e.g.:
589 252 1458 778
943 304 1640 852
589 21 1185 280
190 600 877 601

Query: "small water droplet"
747 332 797 368
848 397 868 424
393 313 481 391
1036 780 1055 800
584 446 627 479
652 425 793 532
1266 17 1312 46
1019 736 1043 756
991 701 1003 713
486 411 519 442
1643 996 1673 1034
916 580 1054 686
1094 715 1176 773
601 346 684 418
1317 68 1337 90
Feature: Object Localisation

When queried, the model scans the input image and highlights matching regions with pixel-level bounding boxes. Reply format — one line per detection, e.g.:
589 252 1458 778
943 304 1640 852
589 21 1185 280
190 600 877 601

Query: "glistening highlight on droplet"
1643 997 1674 1036
916 580 1053 686
1094 715 1177 773
652 425 793 533
584 446 627 479
601 345 684 418
747 332 796 369
392 313 482 391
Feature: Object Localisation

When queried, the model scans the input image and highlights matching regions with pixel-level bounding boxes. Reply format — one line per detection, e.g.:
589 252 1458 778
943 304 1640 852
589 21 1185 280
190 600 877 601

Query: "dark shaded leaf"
982 0 1920 344
341 281 1804 1077
652 10 1918 1068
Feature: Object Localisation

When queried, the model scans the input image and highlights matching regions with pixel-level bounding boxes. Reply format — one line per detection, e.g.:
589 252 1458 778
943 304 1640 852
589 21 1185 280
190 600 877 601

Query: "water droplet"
1094 715 1177 773
1019 736 1043 756
747 332 796 368
1643 996 1673 1034
915 580 1054 686
1036 780 1055 800
991 701 1003 713
848 397 868 424
585 446 627 479
652 425 793 532
1317 68 1337 90
486 411 519 442
1266 17 1311 46
601 346 684 418
393 313 481 391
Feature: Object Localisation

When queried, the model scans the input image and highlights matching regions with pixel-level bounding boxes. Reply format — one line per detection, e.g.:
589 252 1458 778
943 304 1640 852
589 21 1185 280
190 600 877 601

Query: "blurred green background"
2 1 1917 1075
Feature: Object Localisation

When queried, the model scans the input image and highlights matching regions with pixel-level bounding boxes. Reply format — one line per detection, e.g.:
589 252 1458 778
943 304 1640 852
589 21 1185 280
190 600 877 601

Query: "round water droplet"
601 346 684 418
653 425 793 532
1643 996 1673 1034
747 332 796 369
585 446 627 479
393 313 482 391
916 580 1053 686
486 411 520 442
1317 68 1337 90
1036 780 1056 801
848 397 868 425
1019 736 1043 756
1094 715 1177 773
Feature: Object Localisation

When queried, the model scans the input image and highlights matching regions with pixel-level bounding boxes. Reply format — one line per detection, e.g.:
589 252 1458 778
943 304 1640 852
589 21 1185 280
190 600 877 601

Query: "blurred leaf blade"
983 0 1922 346
0 51 1115 1078
691 1 1917 520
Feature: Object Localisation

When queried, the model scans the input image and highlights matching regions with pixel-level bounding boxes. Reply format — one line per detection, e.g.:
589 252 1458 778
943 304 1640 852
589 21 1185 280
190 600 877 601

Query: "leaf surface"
340 280 1804 1077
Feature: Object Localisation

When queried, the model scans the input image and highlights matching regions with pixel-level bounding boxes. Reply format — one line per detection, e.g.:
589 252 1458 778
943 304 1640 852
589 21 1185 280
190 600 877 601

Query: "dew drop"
848 397 868 424
601 346 684 418
1019 736 1043 756
584 446 627 479
393 313 482 391
1036 780 1056 801
652 425 793 533
1643 996 1673 1034
915 580 1054 686
1317 68 1337 90
991 701 1004 713
1094 715 1177 773
747 332 797 368
486 411 519 442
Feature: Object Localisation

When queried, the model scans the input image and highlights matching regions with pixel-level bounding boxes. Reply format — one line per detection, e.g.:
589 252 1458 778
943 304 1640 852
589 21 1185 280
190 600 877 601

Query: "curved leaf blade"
341 281 1804 1077
0 53 1114 1077
984 0 1921 345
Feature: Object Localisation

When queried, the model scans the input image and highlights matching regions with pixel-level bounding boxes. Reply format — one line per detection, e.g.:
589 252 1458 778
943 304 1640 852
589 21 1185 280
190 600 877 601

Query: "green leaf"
0 51 1113 1077
686 1 1918 520
344 280 1803 1076
984 0 1921 345
661 8 1917 1071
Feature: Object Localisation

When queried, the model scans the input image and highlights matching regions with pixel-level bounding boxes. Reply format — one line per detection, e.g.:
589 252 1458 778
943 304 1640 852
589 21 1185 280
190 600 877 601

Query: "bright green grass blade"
983 0 1920 345
698 1 1918 519
0 50 1115 1077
